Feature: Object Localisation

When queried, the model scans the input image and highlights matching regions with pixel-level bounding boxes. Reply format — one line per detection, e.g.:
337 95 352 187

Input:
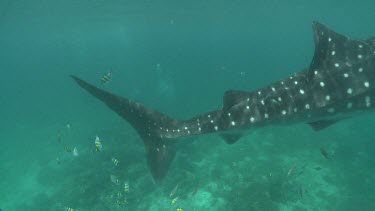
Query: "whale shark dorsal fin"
308 21 374 79
70 75 179 182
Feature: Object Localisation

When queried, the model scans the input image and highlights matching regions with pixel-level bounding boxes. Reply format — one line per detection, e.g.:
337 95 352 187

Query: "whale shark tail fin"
70 75 180 182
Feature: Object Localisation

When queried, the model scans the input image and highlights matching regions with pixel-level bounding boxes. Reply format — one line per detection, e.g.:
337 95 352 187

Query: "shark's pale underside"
71 22 375 182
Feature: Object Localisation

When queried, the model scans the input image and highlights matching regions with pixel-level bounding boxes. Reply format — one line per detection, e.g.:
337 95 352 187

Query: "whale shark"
71 22 375 182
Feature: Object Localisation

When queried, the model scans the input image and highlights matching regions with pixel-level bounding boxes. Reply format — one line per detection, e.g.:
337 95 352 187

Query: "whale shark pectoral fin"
307 119 341 131
70 75 180 182
144 137 176 183
220 133 243 144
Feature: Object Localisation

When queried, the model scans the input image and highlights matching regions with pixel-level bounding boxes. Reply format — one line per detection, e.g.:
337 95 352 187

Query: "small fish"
101 71 112 84
66 123 71 129
192 181 199 196
112 157 119 166
64 146 73 153
320 147 330 160
287 163 296 177
116 196 127 206
95 135 102 152
73 147 79 157
314 166 322 171
110 175 120 185
124 181 130 192
170 183 180 197
176 208 183 211
117 192 123 198
171 196 179 205
116 199 122 206
298 184 304 198
57 131 62 143
56 157 61 165
65 207 74 211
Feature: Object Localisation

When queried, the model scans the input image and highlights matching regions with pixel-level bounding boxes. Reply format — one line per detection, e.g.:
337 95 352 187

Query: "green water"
1 0 375 210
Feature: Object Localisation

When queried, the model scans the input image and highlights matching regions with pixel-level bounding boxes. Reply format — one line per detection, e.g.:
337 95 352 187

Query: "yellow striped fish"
124 181 130 192
100 71 112 84
116 197 127 206
111 157 119 166
94 135 102 152
110 175 120 185
171 196 179 205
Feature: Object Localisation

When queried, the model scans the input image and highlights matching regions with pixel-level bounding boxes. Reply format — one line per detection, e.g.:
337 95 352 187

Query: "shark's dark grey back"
71 22 375 182
306 22 375 118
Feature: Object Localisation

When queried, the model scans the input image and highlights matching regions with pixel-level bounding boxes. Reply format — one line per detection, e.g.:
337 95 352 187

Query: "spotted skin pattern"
71 22 375 182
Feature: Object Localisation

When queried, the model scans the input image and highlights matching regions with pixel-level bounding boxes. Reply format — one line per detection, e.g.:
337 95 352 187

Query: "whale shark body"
71 22 375 182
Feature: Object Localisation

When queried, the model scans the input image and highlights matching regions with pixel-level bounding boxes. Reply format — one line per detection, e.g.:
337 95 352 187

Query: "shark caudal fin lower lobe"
70 75 180 182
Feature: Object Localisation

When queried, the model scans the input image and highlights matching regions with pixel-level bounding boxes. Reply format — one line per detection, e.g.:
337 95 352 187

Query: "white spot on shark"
347 102 353 109
365 96 371 107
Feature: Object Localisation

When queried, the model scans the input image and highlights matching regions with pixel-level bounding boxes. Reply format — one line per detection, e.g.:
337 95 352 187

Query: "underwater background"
1 0 375 210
